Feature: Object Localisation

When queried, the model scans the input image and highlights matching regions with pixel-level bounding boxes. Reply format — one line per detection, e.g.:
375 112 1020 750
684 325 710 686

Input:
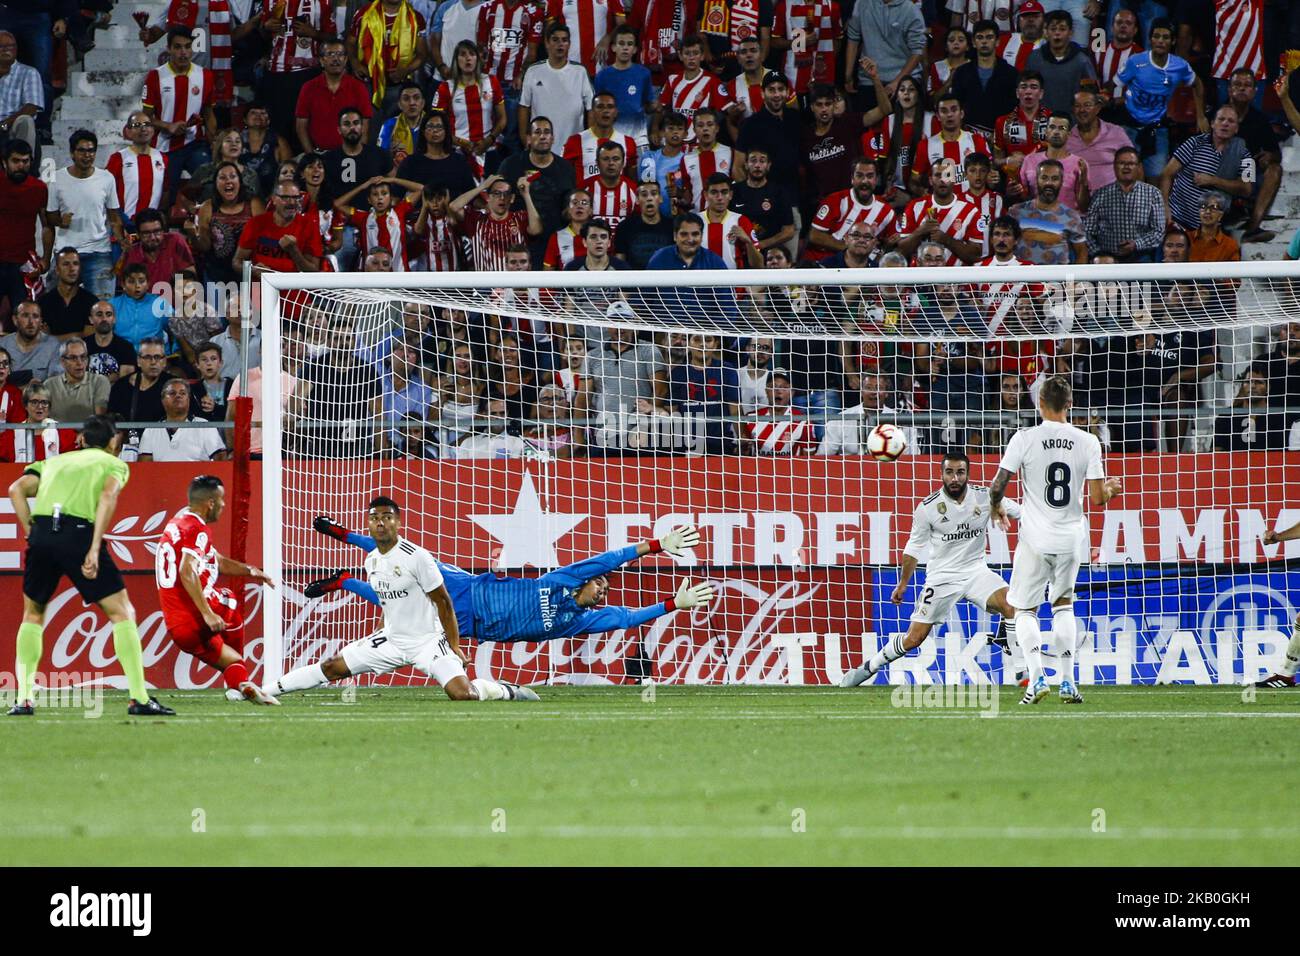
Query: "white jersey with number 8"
998 421 1104 555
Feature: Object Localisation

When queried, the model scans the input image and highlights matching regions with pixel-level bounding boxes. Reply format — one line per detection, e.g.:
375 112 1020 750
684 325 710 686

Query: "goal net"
259 262 1299 688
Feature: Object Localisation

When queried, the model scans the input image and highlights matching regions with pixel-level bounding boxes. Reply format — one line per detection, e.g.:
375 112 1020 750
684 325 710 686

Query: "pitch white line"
3 822 1296 841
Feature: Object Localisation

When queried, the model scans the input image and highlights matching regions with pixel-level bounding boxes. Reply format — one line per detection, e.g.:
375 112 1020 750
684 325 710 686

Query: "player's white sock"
866 634 909 675
1004 616 1017 650
1281 627 1300 677
1015 610 1044 685
1052 605 1078 685
470 678 509 701
272 664 331 695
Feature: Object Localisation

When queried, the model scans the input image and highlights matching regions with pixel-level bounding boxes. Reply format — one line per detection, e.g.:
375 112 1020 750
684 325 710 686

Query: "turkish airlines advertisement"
0 454 1294 689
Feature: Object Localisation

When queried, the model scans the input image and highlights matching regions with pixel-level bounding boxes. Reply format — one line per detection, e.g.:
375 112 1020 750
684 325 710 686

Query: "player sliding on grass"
271 497 540 701
841 451 1022 688
155 475 279 706
990 375 1121 706
1255 520 1300 687
298 515 716 647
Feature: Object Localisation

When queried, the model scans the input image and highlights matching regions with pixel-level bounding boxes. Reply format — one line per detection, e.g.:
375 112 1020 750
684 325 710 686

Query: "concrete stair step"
68 72 146 101
84 46 159 72
93 25 152 50
55 96 143 121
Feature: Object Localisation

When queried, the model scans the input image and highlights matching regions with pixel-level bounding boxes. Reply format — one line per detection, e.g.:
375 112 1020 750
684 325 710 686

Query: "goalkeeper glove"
666 577 714 611
652 524 701 557
313 515 351 543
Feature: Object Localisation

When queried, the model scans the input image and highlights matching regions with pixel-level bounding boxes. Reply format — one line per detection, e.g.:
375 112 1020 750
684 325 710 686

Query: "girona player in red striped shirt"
583 141 637 234
807 157 898 261
910 93 991 192
545 0 625 74
897 159 984 266
562 92 639 182
155 475 278 705
700 174 762 268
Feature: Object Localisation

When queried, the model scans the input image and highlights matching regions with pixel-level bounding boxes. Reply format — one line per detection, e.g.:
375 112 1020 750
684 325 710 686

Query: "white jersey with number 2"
998 420 1104 555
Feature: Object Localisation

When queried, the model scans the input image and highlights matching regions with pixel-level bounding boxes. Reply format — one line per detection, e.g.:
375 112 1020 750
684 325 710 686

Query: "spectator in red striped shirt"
543 187 593 268
583 141 637 234
909 92 991 196
1095 7 1141 110
412 184 460 271
142 28 218 208
449 172 544 270
332 174 424 271
744 369 815 455
105 111 168 235
700 174 762 268
563 91 639 183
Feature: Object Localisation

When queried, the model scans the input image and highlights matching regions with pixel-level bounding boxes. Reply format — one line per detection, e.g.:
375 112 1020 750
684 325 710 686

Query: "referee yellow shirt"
25 448 130 522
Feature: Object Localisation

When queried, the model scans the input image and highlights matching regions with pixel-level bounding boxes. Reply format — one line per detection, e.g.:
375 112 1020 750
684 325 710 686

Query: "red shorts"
165 588 245 668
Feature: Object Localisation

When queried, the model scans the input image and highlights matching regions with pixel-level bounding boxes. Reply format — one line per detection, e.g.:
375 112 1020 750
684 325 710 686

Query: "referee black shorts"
23 516 126 606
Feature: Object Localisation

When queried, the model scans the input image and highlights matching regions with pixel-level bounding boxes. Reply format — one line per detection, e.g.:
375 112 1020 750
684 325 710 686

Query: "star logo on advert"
469 470 588 569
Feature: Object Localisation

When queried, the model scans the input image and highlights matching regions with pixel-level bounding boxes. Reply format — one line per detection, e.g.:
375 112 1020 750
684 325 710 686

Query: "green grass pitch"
2 685 1296 866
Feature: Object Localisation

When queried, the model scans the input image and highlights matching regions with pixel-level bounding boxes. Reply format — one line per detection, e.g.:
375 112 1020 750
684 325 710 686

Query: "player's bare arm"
892 553 919 605
217 555 274 587
1088 477 1122 507
1264 519 1300 546
988 467 1014 526
428 584 464 662
179 553 226 633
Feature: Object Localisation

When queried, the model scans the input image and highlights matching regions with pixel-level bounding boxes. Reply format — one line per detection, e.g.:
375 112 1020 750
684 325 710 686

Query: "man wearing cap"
997 0 1045 70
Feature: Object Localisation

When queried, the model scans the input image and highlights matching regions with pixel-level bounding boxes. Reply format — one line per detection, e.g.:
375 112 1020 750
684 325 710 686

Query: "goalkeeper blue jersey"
340 535 671 642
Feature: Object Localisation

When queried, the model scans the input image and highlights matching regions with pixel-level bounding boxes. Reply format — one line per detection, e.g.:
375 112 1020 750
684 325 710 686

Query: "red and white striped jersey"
748 405 815 454
563 128 640 182
722 76 796 120
105 147 167 221
545 0 624 74
861 112 939 190
160 0 234 106
997 32 1043 71
544 225 586 268
156 509 220 632
463 207 530 271
1212 0 1265 80
899 195 984 266
945 0 1011 33
432 77 504 147
702 209 759 268
349 199 415 271
927 58 961 96
993 106 1052 157
1095 41 1141 101
809 188 898 254
477 0 546 86
661 69 732 139
417 213 460 271
912 130 990 186
975 253 1037 332
142 63 215 153
584 175 638 231
682 143 733 209
260 0 335 73
772 0 838 94
954 185 1003 256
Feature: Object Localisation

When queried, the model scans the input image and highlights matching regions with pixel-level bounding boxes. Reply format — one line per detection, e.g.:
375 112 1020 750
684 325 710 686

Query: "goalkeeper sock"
223 661 249 690
1014 610 1044 686
1281 626 1300 677
112 620 151 703
865 634 908 676
469 678 509 701
274 663 331 695
15 621 42 703
1052 605 1078 685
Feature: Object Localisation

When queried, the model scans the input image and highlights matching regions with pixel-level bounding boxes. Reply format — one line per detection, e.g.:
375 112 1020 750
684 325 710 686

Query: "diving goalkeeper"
301 516 716 643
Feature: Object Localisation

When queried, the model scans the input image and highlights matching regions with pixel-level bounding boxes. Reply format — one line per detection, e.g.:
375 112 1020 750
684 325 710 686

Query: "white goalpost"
260 261 1300 689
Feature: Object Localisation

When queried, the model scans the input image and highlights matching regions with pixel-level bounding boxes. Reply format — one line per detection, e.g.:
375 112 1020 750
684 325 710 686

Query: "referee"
7 415 174 716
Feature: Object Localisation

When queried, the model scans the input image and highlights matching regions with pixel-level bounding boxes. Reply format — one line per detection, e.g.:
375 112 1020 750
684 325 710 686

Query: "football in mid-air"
866 423 907 461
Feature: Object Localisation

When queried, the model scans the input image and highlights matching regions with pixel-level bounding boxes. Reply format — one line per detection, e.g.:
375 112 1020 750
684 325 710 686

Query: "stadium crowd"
0 0 1298 460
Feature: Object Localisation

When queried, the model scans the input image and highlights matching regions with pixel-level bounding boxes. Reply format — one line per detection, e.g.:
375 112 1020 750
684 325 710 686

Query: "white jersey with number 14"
362 537 446 649
998 420 1104 555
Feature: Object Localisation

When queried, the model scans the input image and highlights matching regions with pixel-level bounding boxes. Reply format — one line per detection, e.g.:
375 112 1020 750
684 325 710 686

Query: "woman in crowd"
186 160 265 284
395 110 477 201
431 41 506 178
